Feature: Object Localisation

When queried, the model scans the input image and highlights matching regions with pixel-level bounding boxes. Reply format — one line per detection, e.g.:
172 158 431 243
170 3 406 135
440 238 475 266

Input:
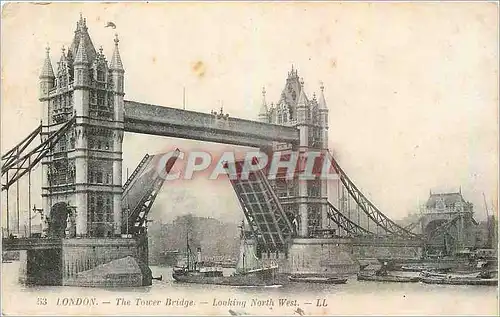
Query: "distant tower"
266 66 327 237
39 15 125 238
258 87 269 123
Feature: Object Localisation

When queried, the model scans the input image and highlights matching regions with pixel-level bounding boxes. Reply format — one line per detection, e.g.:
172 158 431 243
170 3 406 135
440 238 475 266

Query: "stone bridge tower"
421 190 477 253
39 15 124 238
258 67 329 238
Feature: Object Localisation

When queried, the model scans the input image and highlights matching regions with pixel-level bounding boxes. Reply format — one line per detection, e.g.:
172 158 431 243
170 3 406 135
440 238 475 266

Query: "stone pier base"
18 248 63 285
252 238 423 277
18 237 151 287
353 245 423 260
257 238 359 276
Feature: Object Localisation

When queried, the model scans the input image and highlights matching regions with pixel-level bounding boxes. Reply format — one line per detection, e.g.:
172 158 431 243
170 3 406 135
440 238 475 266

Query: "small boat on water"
172 230 282 287
421 276 497 286
400 265 449 273
173 265 281 286
420 270 498 286
357 273 420 283
420 270 480 279
289 274 348 284
358 263 420 283
400 265 428 272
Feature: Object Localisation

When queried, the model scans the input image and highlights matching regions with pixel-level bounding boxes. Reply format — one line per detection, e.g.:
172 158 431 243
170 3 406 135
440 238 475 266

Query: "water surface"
2 263 497 315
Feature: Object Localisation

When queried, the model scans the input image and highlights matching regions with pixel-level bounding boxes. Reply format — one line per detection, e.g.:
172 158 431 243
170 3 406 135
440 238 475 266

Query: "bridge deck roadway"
124 100 300 148
294 237 428 247
2 236 434 251
351 237 427 247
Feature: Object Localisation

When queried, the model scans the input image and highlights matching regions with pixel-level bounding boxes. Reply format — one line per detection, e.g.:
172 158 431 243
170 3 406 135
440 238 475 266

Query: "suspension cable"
2 117 75 191
327 151 420 238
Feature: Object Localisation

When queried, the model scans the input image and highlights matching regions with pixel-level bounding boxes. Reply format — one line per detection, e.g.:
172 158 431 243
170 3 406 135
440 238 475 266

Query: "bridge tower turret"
39 46 55 121
258 87 269 123
39 46 55 233
73 28 91 236
109 34 125 236
318 82 329 229
296 79 310 237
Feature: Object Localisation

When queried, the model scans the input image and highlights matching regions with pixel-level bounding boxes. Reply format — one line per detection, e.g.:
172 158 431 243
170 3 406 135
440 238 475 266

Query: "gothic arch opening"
424 219 448 237
48 202 71 238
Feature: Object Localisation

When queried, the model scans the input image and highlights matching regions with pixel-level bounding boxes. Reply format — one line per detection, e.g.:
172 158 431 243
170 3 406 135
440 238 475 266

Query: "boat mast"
239 220 245 271
483 193 492 248
186 232 190 270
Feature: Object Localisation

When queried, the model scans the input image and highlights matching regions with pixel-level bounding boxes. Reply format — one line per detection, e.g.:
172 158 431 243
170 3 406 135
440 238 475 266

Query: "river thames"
2 262 498 315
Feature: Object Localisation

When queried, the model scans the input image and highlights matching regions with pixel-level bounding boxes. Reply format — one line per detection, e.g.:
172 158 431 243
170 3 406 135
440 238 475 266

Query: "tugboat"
172 230 281 287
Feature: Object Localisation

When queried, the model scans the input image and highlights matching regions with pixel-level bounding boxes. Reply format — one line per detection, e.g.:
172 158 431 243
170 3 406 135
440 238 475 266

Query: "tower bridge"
2 15 472 286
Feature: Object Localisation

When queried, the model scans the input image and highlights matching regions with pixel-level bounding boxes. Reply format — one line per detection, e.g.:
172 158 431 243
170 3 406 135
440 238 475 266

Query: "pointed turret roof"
318 81 327 110
296 79 308 107
279 65 302 107
57 46 68 73
74 33 89 65
110 34 124 71
40 46 55 79
59 46 67 63
258 87 268 117
69 14 97 63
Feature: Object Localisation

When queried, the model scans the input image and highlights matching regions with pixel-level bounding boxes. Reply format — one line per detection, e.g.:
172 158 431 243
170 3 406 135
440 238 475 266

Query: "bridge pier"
286 239 358 275
17 237 151 287
18 249 63 285
254 238 359 276
352 245 423 260
244 237 425 277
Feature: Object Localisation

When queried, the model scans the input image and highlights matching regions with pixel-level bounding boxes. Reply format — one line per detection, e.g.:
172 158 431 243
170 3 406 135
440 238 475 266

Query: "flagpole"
183 87 186 110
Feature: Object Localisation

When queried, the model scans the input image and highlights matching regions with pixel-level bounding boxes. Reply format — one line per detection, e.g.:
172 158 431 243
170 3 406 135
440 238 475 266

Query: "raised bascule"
1 16 478 286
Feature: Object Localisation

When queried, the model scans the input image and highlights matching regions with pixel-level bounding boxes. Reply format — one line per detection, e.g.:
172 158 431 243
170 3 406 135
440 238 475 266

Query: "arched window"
97 92 104 106
97 66 105 82
106 198 112 222
96 195 103 223
89 196 95 222
91 91 97 104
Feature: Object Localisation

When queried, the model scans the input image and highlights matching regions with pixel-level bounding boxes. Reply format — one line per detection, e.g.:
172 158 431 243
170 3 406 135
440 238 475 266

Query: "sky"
1 2 498 229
